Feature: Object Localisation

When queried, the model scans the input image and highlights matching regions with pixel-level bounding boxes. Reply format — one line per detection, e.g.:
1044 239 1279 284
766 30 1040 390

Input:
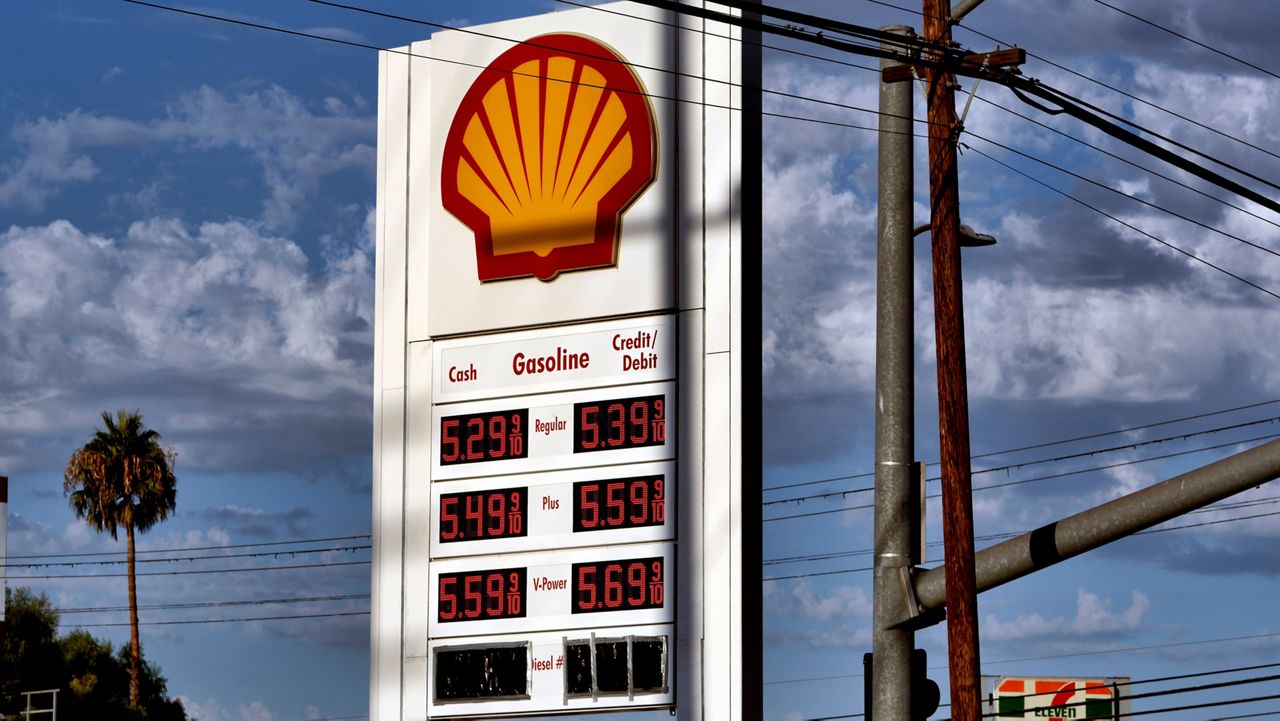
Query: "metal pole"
1 475 7 656
949 0 988 22
872 24 917 721
921 0 981 719
909 438 1280 614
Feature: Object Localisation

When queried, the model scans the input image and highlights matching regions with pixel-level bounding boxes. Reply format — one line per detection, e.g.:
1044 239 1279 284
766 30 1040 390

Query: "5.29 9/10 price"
440 409 528 466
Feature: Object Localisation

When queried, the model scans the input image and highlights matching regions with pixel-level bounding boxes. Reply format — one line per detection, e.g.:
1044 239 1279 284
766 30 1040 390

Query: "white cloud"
0 215 373 474
0 84 373 229
178 698 278 721
983 588 1150 642
768 580 872 621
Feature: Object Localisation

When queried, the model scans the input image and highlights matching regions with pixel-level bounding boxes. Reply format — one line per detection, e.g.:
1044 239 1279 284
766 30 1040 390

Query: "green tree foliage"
2 587 188 720
64 409 178 709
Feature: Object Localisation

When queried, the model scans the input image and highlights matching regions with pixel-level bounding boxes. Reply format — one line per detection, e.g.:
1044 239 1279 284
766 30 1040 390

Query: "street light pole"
872 24 917 721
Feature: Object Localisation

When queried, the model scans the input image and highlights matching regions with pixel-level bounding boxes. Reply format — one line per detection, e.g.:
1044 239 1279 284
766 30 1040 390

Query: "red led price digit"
485 573 504 617
465 417 484 460
486 493 505 537
441 419 460 463
464 494 484 539
580 483 599 529
652 478 665 523
652 398 666 443
487 414 506 459
607 403 626 447
627 562 646 607
508 491 522 535
604 564 624 609
629 480 649 524
508 413 524 457
580 405 599 450
606 482 625 526
649 560 664 606
506 571 522 615
577 565 597 611
630 401 649 445
464 574 482 619
440 496 459 541
439 575 458 621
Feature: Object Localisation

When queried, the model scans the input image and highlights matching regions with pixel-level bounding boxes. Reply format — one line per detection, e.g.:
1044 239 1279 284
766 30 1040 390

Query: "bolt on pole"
872 24 918 721
921 0 982 719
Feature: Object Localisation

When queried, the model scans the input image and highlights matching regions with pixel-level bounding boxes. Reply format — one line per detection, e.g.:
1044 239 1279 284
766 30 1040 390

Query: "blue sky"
3 1 1280 720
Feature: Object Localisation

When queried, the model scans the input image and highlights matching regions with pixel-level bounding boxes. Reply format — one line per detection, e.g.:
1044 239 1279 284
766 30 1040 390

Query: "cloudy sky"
3 1 1280 721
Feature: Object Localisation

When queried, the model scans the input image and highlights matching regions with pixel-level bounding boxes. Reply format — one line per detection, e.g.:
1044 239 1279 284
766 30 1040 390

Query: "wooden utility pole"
922 1 980 719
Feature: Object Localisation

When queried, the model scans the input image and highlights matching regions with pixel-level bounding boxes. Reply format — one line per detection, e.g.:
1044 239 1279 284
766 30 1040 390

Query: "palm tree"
64 409 177 709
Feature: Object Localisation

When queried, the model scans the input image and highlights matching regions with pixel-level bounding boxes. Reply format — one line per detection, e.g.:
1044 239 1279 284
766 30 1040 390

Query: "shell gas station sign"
986 676 1129 721
372 2 758 719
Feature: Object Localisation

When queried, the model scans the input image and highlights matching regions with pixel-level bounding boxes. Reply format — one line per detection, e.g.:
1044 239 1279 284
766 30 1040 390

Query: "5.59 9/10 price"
437 568 526 623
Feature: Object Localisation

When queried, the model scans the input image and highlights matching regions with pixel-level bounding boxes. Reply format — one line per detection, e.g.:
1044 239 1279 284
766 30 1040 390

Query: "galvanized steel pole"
922 0 982 719
910 438 1280 615
872 25 917 721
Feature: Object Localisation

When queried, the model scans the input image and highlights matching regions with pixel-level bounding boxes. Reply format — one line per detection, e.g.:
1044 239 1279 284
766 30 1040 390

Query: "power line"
842 0 1280 169
948 691 1280 721
764 427 1280 516
976 672 1280 720
68 610 370 628
1088 0 1280 82
7 533 371 560
761 504 1280 581
967 93 1280 235
135 0 1280 258
966 132 1280 258
311 0 1280 219
763 400 1280 493
764 494 1280 566
0 544 370 569
6 559 370 580
55 593 370 614
769 660 1280 688
964 142 1280 302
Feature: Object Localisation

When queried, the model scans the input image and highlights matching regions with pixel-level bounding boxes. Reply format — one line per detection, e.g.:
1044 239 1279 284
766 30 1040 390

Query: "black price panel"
573 394 667 453
571 556 665 614
439 486 528 544
573 475 666 532
437 567 526 624
433 642 529 702
440 408 528 466
566 635 668 697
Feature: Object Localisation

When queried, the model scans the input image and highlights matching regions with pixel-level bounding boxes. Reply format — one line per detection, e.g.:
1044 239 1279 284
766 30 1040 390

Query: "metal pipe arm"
902 438 1280 624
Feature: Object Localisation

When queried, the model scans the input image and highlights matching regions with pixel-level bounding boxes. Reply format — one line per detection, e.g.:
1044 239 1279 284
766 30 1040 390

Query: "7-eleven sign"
994 677 1117 720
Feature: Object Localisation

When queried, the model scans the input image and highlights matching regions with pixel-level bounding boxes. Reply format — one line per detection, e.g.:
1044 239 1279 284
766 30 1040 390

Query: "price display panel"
431 382 676 481
428 543 674 638
427 625 674 718
430 461 675 558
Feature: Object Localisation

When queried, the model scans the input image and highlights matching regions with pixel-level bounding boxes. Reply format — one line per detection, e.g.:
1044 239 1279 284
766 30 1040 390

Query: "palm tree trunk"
127 520 141 708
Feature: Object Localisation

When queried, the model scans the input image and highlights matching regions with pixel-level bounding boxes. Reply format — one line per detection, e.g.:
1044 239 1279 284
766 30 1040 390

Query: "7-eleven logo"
996 678 1115 720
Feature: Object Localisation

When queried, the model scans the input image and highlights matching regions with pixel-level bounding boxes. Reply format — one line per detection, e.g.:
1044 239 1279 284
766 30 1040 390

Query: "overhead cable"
764 399 1280 493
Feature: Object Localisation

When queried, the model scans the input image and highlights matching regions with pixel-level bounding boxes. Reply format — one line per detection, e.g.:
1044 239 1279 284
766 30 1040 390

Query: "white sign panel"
430 461 676 558
427 624 674 718
434 316 676 404
431 381 676 481
429 543 675 638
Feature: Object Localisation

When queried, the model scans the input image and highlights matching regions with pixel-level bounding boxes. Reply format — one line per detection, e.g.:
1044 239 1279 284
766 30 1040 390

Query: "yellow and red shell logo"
441 33 658 282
